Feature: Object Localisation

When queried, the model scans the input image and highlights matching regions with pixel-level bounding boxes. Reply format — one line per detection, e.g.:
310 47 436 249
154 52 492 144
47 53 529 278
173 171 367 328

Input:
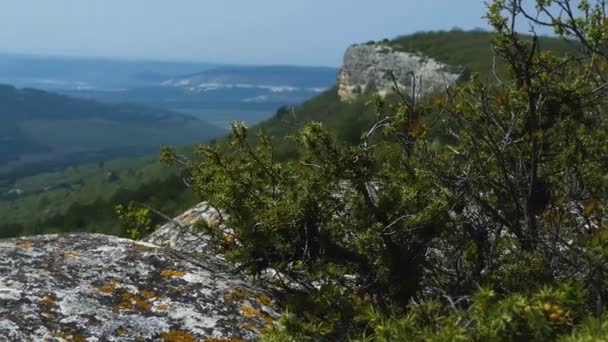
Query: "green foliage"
115 202 155 240
0 173 198 238
343 283 588 341
162 1 608 340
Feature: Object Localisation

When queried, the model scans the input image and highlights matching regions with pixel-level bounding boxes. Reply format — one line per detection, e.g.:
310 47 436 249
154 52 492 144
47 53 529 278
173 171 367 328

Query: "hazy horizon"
0 0 489 66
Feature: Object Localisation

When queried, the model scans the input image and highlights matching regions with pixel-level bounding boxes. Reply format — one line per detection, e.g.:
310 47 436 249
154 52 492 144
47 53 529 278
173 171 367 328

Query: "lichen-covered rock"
337 43 461 101
144 202 225 255
0 233 279 341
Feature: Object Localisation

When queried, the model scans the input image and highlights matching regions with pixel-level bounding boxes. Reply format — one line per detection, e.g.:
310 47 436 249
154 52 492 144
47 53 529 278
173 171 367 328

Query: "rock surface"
0 232 279 341
144 202 224 256
337 43 461 101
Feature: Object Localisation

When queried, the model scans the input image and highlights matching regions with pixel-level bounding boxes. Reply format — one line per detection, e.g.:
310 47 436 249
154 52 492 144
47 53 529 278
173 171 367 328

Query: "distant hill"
0 84 224 176
163 65 337 90
0 30 577 238
62 65 338 128
250 30 577 158
387 30 576 78
0 53 214 90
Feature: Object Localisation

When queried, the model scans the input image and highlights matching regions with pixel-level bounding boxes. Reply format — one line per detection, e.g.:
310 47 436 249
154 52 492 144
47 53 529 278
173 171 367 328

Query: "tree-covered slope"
248 30 576 158
0 84 225 174
388 29 576 78
0 30 577 238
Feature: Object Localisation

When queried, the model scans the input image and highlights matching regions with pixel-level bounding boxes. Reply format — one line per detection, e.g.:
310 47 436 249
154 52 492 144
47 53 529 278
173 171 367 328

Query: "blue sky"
0 0 489 66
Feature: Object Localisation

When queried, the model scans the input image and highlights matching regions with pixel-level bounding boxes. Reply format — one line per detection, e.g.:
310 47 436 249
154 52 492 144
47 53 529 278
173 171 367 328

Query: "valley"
0 55 337 236
3 1 608 339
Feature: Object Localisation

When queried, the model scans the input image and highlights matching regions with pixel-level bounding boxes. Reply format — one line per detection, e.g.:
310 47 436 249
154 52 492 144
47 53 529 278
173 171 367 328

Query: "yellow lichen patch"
72 332 86 342
241 322 256 332
131 241 157 251
155 304 170 311
16 241 33 248
224 287 274 307
98 281 119 294
160 330 197 342
62 251 80 257
182 212 200 223
255 293 273 306
113 301 132 312
115 328 127 336
161 269 187 279
53 329 86 342
240 305 273 325
140 290 156 299
260 326 273 335
121 291 152 310
41 295 55 307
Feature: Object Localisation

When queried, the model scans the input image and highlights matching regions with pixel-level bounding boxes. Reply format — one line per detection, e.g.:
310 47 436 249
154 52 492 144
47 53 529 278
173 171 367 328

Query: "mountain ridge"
0 84 224 175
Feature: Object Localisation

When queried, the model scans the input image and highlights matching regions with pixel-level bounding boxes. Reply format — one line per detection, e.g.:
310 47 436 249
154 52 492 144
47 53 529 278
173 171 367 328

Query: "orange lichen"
98 281 119 294
224 287 274 307
131 241 156 251
16 241 33 248
140 290 156 299
54 330 85 342
121 291 152 310
160 330 197 342
113 301 132 312
155 304 170 311
73 333 86 342
41 295 55 307
182 212 199 223
161 269 187 279
224 288 249 302
62 251 80 257
240 305 273 325
241 322 255 332
255 293 273 306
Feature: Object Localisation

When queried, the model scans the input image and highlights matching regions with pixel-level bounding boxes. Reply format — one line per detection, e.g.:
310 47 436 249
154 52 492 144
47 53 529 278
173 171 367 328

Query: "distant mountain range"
61 65 338 128
0 84 224 176
0 53 214 91
163 65 336 91
0 54 337 129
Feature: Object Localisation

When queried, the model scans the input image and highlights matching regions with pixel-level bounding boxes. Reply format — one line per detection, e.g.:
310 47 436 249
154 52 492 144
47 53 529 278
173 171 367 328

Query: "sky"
0 0 490 66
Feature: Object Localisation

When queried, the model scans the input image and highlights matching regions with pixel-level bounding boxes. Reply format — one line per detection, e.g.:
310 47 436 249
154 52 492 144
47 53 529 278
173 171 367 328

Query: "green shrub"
163 1 608 339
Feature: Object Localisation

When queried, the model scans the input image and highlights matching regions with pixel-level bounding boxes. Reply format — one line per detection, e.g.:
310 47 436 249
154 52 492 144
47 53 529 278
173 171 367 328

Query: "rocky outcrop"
0 231 279 340
144 202 224 256
337 43 461 101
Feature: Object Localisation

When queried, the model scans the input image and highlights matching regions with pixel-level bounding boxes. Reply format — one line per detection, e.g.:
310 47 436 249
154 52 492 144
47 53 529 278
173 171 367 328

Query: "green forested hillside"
0 84 224 174
388 30 576 78
0 30 577 239
249 30 576 158
0 84 223 237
